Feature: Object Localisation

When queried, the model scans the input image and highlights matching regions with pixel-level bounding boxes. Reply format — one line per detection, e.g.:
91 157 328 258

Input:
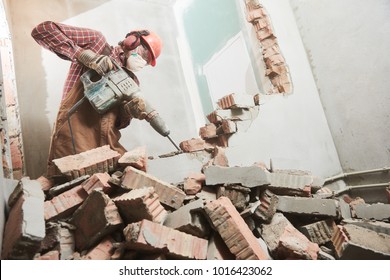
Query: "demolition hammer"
67 60 180 154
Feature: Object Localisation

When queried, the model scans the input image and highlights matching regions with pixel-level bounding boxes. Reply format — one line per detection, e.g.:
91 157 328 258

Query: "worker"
31 21 163 179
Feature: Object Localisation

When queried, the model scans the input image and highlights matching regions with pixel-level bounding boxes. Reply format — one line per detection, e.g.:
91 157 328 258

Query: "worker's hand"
77 49 113 76
123 97 147 120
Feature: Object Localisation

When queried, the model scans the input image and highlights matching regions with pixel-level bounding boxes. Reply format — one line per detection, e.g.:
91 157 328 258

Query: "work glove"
77 49 113 76
123 97 148 120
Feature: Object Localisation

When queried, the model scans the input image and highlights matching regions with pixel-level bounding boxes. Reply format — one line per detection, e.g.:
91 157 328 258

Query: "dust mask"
126 51 147 72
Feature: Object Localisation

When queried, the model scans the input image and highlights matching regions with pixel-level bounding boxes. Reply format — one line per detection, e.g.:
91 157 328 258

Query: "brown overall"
46 79 131 178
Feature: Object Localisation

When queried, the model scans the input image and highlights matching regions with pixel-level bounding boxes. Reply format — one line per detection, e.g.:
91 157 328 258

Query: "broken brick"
207 108 259 124
81 172 111 194
246 8 264 23
261 213 319 260
183 173 205 195
113 187 167 224
52 145 121 179
331 224 390 259
217 93 255 109
118 146 147 172
44 185 88 221
253 189 279 223
220 119 237 135
207 232 235 260
121 166 185 209
179 138 210 152
82 237 115 260
123 219 208 259
1 178 45 259
36 175 54 192
71 190 123 251
216 185 250 211
204 196 269 260
34 250 60 260
199 123 218 139
299 219 335 245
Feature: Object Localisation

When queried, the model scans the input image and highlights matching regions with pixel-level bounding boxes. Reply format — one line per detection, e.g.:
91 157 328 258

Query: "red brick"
204 197 269 260
221 120 237 134
36 175 54 192
121 166 185 209
179 138 210 152
44 185 88 221
261 213 319 260
113 187 168 224
254 189 278 223
184 173 205 195
217 93 255 109
207 233 235 260
199 123 218 139
118 146 147 172
387 187 390 203
256 26 274 41
34 250 60 260
82 237 115 260
246 8 264 22
52 145 121 179
123 219 208 259
253 17 271 31
210 146 229 167
81 172 111 194
10 136 23 170
262 45 281 58
216 185 250 212
71 191 123 251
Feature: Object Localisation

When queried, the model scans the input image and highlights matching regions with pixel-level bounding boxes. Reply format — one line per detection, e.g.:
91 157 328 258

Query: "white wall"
290 0 390 174
223 0 342 178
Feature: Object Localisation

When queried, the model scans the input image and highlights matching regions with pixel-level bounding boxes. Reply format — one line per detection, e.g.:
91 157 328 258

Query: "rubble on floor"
1 93 389 260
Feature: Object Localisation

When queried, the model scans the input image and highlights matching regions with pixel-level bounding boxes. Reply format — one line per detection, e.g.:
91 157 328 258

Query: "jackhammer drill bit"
167 135 181 151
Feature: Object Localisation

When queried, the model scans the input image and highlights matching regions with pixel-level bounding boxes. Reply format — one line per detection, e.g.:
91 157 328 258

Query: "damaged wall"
3 0 389 183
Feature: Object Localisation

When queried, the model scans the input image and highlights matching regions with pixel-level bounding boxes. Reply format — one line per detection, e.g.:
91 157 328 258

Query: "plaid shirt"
32 21 124 98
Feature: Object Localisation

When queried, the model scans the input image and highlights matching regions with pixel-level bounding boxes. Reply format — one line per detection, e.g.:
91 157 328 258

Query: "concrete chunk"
266 170 314 196
354 203 390 221
331 224 390 259
123 219 208 259
121 166 185 209
1 178 45 259
163 199 209 238
276 196 339 218
204 165 270 188
341 219 390 236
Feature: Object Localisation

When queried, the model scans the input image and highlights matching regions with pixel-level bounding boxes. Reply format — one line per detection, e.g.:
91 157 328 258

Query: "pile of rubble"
1 93 389 260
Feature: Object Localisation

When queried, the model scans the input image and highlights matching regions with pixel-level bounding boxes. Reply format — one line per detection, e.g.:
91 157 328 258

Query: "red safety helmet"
121 30 162 66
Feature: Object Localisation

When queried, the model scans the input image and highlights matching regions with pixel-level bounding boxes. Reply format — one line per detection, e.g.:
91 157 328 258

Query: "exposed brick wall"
0 8 24 179
244 0 292 94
